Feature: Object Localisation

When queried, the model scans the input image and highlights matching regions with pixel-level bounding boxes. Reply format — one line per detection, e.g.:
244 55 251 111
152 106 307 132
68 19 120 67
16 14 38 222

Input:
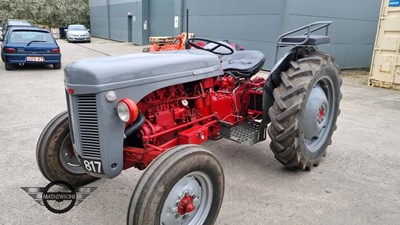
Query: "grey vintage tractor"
36 21 341 224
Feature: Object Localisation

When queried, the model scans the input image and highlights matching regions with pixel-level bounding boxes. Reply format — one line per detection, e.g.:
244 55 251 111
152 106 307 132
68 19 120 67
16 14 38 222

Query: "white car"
66 24 90 43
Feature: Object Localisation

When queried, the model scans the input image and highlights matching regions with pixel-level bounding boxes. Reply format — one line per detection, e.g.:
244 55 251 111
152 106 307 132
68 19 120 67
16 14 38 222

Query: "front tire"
268 51 342 169
127 145 224 225
36 111 98 187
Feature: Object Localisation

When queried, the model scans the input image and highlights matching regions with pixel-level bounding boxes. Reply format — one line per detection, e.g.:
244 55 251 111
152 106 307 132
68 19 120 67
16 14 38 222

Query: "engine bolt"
181 99 188 106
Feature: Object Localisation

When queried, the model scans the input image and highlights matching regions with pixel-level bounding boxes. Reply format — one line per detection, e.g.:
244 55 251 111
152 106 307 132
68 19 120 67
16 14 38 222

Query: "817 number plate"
82 159 103 174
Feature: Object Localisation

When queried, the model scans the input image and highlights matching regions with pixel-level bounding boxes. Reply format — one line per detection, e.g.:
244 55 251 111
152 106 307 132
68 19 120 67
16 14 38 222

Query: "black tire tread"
268 51 342 170
36 111 97 187
127 144 224 225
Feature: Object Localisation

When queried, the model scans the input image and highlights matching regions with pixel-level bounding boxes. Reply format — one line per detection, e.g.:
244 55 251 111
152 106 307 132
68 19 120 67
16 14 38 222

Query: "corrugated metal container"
369 0 400 90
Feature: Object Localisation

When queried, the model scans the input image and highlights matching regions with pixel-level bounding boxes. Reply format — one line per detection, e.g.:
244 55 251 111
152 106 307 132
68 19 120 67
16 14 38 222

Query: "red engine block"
123 76 265 170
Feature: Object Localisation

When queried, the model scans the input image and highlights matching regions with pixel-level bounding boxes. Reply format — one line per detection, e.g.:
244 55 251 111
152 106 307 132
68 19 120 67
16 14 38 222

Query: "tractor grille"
76 95 101 159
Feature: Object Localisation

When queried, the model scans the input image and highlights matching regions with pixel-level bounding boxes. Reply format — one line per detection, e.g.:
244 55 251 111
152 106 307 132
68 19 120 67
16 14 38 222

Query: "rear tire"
5 63 14 70
268 51 342 169
127 145 224 225
53 63 61 69
36 111 98 187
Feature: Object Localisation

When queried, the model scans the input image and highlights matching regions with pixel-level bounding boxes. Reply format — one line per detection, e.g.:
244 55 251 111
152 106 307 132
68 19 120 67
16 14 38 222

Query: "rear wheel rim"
59 133 85 174
160 171 213 225
303 75 335 152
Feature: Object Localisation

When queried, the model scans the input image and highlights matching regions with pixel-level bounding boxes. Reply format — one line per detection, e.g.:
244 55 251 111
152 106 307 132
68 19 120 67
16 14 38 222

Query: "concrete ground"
0 37 399 225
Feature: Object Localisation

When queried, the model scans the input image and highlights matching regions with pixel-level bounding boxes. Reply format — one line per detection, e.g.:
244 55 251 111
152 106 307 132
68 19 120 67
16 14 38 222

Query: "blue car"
1 27 61 70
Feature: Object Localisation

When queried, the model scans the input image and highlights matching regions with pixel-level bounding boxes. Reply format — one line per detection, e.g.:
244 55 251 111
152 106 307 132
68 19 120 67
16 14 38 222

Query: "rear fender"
261 46 316 125
267 46 316 89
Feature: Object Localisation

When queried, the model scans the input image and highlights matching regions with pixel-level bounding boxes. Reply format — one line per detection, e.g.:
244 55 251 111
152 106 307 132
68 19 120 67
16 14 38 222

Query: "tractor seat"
220 50 266 78
280 35 330 46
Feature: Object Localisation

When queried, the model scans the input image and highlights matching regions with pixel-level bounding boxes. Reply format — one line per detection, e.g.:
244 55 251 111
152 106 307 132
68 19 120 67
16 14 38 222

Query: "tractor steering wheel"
187 38 235 55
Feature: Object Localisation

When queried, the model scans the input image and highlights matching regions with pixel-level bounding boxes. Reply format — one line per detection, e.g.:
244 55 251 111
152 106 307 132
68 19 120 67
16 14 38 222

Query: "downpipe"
123 111 145 139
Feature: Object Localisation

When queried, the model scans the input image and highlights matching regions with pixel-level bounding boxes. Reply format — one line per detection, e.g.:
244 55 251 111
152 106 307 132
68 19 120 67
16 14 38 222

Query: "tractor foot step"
220 119 266 145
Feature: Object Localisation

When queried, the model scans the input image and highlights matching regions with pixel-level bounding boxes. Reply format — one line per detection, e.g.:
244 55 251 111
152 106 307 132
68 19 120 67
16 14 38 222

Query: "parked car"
1 27 61 70
66 24 91 43
1 19 32 40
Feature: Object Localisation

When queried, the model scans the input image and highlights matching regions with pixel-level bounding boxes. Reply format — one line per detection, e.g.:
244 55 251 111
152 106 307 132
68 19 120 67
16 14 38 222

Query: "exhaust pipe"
19 63 24 66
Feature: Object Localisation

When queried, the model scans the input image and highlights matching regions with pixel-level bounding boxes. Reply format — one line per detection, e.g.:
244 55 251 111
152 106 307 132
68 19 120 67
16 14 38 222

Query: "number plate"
27 56 44 62
82 159 103 174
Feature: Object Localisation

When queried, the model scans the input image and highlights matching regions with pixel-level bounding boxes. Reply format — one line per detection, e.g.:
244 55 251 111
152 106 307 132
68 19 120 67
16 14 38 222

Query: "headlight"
117 98 139 124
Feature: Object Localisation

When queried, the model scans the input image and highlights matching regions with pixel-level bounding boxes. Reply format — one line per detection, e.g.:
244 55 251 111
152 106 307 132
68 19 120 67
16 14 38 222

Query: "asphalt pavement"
0 37 399 225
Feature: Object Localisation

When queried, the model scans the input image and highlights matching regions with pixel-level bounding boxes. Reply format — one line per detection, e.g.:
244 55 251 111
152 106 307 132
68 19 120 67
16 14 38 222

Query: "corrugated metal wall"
181 0 380 68
149 0 174 37
90 0 136 42
283 0 380 69
181 0 285 69
89 0 381 69
109 0 135 41
89 0 109 39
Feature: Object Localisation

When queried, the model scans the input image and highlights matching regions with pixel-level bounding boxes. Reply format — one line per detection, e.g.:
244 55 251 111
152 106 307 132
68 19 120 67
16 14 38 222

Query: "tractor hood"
65 50 223 95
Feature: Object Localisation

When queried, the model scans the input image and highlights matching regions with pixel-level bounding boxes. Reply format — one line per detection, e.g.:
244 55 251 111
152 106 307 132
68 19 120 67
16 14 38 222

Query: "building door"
149 0 174 37
127 14 132 42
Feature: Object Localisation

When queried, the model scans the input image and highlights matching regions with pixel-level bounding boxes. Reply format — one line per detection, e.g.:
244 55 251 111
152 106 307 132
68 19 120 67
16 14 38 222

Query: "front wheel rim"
161 171 213 225
59 133 85 174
